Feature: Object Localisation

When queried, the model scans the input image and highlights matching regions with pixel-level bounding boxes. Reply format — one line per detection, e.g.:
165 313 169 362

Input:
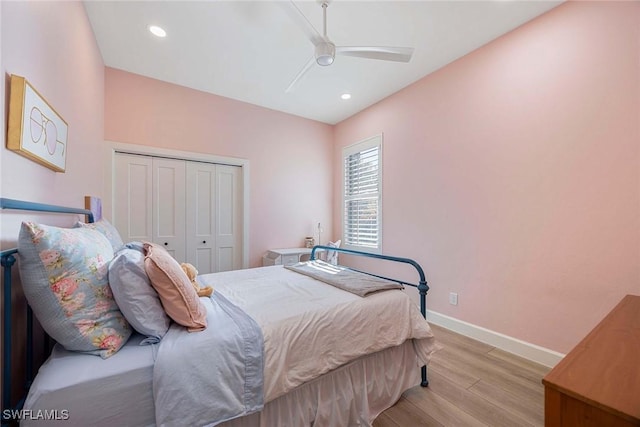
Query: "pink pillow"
143 242 207 332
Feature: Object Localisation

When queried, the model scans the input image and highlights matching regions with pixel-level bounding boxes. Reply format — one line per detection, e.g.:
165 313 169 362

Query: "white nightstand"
262 248 313 266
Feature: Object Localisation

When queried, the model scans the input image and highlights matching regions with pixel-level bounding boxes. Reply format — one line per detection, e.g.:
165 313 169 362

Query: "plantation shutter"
343 135 381 251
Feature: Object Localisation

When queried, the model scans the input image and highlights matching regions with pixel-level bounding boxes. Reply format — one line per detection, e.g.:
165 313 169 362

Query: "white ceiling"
84 0 561 125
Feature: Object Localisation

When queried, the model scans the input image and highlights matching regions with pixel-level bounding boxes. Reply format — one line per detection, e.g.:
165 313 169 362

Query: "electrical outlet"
449 292 458 306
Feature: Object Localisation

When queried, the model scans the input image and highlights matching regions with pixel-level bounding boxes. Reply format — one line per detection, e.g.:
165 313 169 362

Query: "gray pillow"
18 222 131 358
109 245 170 344
75 219 125 253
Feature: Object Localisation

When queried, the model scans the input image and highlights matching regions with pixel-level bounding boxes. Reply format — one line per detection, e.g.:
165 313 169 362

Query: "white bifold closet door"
113 153 153 243
186 162 242 273
153 157 186 261
113 153 242 274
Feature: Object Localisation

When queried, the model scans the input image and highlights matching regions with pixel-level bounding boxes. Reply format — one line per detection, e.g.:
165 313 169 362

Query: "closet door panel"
216 165 242 272
153 158 186 261
186 162 216 274
217 248 234 273
113 152 243 272
113 153 153 242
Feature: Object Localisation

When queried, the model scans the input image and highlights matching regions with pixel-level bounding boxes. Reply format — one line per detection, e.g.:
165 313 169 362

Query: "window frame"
342 134 383 254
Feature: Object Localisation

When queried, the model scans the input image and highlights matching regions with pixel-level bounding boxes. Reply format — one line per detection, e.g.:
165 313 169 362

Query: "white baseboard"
426 310 565 368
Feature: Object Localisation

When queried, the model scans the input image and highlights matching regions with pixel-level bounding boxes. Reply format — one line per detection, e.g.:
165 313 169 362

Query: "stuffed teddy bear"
180 262 214 297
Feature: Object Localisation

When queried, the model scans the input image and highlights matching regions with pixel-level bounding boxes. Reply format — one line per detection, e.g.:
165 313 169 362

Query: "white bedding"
23 265 436 426
198 265 436 401
220 340 422 427
23 339 419 427
23 334 156 427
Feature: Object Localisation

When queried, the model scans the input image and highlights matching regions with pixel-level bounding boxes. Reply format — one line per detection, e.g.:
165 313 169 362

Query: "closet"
113 152 243 274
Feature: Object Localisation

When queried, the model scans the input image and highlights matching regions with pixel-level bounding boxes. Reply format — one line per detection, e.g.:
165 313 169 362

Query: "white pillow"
326 240 341 265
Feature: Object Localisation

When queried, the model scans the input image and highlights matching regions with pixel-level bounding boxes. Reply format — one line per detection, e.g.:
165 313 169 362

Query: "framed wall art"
7 74 68 172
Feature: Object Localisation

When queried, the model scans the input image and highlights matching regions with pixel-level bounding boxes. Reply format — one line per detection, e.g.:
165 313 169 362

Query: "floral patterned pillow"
18 222 131 358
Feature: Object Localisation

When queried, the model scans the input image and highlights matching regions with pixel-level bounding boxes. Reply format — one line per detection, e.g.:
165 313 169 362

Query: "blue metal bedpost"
406 256 430 387
417 276 430 387
26 305 34 391
2 251 17 415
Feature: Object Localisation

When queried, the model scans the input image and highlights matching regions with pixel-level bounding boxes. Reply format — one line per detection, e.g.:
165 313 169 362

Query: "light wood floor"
374 324 551 427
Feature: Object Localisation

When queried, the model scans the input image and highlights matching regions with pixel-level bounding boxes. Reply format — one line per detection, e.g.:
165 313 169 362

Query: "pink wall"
2 0 637 359
104 68 334 267
333 1 640 354
1 1 105 245
0 0 105 406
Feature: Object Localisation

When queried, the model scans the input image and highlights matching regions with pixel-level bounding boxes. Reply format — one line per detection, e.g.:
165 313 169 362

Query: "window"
343 134 382 252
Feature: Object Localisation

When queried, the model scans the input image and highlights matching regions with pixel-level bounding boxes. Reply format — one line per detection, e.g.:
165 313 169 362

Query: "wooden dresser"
542 294 640 426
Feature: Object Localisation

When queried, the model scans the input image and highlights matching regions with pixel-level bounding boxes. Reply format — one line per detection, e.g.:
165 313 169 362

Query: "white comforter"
199 265 437 401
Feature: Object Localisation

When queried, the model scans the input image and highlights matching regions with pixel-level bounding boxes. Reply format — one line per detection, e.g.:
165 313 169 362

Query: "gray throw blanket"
153 292 264 427
286 260 404 297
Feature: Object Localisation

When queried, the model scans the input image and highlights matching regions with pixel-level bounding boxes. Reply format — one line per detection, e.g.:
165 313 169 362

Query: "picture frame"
7 74 68 172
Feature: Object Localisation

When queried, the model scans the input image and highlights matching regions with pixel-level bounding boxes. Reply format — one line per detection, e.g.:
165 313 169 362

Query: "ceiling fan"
282 0 414 93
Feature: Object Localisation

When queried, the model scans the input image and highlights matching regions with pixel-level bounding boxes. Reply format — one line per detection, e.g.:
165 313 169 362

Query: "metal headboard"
310 245 431 387
1 198 94 424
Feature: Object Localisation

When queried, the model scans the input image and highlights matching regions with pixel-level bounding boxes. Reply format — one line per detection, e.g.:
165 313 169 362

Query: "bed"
1 198 436 427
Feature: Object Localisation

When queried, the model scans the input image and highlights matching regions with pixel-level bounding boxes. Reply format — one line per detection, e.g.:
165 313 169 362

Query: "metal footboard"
310 245 431 387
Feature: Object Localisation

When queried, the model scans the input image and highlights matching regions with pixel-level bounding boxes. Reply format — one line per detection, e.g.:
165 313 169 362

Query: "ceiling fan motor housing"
315 40 335 66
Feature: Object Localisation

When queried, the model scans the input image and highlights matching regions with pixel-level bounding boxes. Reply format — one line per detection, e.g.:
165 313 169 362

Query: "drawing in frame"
7 74 68 172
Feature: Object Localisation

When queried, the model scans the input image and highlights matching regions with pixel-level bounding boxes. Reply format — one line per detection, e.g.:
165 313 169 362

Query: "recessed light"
149 25 166 38
341 93 351 100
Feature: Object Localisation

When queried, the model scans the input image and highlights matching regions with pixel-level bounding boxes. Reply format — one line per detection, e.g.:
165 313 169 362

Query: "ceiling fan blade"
279 1 324 46
335 46 414 63
286 55 316 93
